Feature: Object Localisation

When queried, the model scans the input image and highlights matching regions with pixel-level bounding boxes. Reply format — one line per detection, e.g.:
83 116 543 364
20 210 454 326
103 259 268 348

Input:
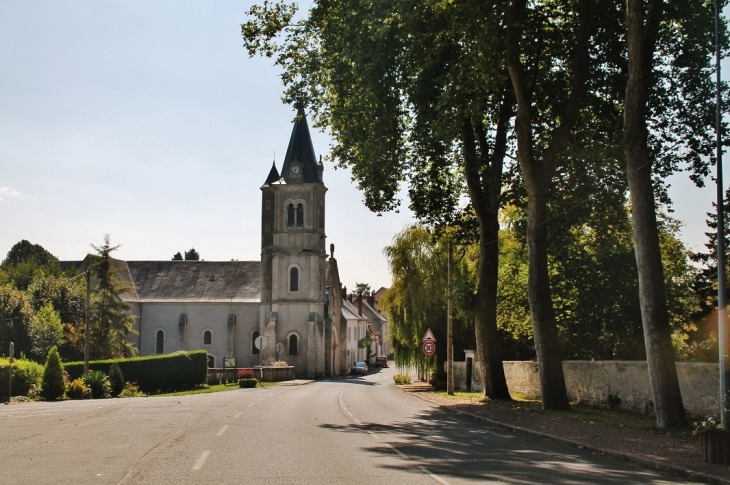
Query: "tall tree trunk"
624 0 687 428
505 0 592 410
462 90 512 399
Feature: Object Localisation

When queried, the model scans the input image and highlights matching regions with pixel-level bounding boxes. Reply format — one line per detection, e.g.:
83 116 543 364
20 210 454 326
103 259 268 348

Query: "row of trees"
242 0 728 428
0 236 136 364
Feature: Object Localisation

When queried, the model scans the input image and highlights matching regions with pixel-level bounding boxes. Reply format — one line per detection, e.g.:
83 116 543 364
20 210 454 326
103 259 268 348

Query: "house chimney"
368 294 375 307
357 294 362 316
342 286 347 300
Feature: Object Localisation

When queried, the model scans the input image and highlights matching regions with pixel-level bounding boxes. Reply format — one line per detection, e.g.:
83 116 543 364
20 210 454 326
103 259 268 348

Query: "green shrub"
64 350 208 394
118 381 145 398
41 346 66 401
108 363 124 397
83 370 110 399
393 374 411 385
238 378 258 388
0 358 44 399
66 378 89 400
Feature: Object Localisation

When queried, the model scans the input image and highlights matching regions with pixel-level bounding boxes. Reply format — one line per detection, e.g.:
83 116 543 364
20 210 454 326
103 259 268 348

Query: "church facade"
112 111 347 378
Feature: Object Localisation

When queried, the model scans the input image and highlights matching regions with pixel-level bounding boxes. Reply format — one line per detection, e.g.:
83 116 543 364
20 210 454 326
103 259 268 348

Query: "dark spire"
263 160 280 185
281 108 322 184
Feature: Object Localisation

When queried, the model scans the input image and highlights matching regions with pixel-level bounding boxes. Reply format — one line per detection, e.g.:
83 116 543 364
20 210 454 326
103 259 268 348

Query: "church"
109 110 353 378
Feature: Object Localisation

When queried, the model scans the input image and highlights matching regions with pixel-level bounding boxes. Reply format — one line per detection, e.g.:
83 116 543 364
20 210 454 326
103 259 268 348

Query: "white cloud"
0 187 22 201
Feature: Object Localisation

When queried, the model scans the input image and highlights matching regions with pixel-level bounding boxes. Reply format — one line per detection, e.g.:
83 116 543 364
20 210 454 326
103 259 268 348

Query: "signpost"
255 336 267 380
422 340 436 356
422 329 436 382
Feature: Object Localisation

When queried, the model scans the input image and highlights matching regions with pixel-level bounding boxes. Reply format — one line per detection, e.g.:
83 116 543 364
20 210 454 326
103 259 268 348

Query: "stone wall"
453 360 718 418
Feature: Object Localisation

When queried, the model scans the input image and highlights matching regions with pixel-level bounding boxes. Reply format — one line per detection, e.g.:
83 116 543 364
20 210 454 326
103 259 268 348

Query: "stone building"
78 111 348 378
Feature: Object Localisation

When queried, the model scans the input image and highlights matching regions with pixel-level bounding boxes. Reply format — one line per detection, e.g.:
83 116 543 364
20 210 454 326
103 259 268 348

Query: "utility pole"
85 268 90 374
447 240 454 395
714 0 728 431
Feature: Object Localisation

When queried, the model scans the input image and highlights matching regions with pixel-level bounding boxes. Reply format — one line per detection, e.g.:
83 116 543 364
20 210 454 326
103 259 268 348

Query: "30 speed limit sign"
422 341 436 356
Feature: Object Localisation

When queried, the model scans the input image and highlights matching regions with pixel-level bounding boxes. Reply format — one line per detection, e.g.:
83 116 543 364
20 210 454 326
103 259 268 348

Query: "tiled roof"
125 261 260 303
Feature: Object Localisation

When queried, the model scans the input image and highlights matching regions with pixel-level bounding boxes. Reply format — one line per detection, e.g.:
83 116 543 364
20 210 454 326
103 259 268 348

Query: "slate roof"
280 108 322 184
125 261 260 303
263 161 281 186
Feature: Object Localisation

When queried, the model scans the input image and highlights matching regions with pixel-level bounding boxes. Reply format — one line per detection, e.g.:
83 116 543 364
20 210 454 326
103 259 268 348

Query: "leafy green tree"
89 235 138 359
26 275 86 362
172 252 183 261
0 240 64 291
0 286 32 358
381 225 474 372
184 248 200 261
40 346 65 401
243 0 513 399
29 303 64 362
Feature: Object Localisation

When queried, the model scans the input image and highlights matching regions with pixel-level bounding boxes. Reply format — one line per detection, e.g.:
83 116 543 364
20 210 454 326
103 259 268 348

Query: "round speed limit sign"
422 341 436 356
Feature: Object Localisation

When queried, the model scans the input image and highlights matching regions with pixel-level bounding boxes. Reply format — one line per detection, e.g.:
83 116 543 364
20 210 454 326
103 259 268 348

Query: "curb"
404 390 729 485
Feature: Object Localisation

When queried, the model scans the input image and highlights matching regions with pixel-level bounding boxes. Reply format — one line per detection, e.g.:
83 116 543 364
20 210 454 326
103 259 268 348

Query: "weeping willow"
381 225 449 375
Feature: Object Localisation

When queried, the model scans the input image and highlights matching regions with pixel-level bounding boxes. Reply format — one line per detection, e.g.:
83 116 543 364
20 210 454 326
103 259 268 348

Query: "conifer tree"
89 235 138 359
108 363 124 397
41 346 65 401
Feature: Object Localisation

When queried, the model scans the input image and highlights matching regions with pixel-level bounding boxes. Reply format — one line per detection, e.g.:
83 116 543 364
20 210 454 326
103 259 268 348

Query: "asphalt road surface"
0 366 701 484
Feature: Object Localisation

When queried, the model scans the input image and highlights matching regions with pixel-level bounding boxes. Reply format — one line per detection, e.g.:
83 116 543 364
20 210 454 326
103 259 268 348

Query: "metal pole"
85 268 90 374
447 241 454 395
7 342 13 404
715 0 728 431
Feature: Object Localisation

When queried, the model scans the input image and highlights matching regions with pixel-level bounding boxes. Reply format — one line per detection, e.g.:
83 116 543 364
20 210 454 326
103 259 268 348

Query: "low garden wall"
208 366 294 384
455 360 718 418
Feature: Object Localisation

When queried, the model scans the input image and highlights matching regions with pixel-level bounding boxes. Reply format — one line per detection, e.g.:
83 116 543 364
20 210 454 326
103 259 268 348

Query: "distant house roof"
125 261 260 303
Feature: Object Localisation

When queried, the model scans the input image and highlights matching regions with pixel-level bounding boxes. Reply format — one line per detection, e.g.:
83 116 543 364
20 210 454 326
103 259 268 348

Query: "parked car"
351 361 368 375
375 356 388 368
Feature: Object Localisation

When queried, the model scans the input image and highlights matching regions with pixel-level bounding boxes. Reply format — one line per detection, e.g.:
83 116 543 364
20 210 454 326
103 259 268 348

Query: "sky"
0 2 727 292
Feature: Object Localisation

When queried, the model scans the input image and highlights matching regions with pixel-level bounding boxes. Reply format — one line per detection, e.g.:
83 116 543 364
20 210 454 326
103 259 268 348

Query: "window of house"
288 334 298 356
348 327 351 341
252 330 260 355
287 204 295 226
203 330 212 346
156 329 164 354
290 267 299 292
296 203 304 226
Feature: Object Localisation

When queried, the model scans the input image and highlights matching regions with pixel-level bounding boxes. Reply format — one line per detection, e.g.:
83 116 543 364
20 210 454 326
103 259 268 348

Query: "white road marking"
234 412 243 418
338 387 451 485
469 429 513 439
192 451 210 470
217 425 229 436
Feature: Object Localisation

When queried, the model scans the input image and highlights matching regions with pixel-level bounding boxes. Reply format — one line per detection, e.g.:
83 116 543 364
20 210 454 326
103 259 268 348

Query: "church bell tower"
260 109 328 377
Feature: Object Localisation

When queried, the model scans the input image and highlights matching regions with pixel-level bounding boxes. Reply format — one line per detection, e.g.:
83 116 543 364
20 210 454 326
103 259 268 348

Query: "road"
0 365 700 484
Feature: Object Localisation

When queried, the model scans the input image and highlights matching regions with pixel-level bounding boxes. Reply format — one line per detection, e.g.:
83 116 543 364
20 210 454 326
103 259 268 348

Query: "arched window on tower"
290 267 299 292
289 334 299 356
318 205 323 229
296 203 304 226
287 204 295 226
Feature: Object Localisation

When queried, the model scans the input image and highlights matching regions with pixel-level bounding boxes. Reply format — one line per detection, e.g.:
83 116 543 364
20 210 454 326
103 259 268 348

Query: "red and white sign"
422 328 436 342
422 341 436 356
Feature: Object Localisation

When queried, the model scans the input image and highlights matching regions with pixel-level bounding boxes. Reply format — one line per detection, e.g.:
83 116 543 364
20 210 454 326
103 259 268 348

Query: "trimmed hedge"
64 351 207 393
0 358 44 398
